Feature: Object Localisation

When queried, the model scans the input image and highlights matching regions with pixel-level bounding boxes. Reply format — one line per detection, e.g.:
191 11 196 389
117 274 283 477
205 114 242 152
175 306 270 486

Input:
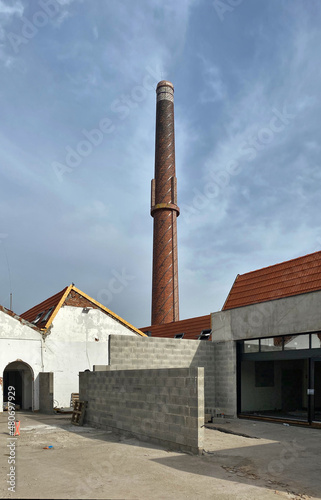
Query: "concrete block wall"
108 335 215 414
213 341 237 417
39 372 53 414
79 367 204 454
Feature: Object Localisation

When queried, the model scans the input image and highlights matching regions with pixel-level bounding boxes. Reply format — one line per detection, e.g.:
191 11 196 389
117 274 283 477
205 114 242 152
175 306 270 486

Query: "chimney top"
156 80 174 92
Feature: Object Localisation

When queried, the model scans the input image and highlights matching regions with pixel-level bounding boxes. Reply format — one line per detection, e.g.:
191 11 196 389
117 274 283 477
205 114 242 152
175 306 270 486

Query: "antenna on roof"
10 293 12 311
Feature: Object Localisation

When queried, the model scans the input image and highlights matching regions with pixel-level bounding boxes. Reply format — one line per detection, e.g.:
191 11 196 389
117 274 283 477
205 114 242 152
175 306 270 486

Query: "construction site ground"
0 412 320 500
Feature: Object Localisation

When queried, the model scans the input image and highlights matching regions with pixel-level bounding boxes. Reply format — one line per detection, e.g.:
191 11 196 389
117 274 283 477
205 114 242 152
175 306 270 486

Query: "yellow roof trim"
71 286 146 337
44 284 73 330
46 284 146 336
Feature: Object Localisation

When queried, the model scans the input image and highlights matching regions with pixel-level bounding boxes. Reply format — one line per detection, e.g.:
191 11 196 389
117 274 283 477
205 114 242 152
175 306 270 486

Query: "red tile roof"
140 314 211 340
20 284 146 336
223 251 321 311
20 286 68 328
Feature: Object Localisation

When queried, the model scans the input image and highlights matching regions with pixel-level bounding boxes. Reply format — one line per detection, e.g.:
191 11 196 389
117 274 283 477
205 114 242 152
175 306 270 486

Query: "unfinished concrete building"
212 250 321 426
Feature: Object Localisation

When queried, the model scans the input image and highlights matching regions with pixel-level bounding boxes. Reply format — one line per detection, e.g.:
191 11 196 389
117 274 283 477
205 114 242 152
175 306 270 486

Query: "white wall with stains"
42 306 137 408
1 305 138 411
0 309 42 412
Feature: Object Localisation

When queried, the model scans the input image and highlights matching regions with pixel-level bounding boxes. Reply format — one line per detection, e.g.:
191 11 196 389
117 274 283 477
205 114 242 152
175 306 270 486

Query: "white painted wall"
0 310 42 413
44 306 137 407
1 305 138 411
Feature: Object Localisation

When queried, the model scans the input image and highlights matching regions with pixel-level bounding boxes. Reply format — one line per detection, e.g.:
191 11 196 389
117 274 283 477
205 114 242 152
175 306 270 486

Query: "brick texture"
151 81 180 325
64 289 100 309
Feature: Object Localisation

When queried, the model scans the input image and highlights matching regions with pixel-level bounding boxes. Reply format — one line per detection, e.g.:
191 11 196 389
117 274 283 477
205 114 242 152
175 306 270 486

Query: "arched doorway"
3 361 34 411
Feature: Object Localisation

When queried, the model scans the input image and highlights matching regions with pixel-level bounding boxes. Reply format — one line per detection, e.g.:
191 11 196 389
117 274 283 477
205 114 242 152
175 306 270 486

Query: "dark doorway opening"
4 370 22 407
3 361 33 410
240 358 308 422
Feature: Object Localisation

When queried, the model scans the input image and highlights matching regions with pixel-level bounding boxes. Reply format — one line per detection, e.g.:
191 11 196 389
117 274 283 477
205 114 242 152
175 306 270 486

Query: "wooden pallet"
70 393 79 408
71 401 87 426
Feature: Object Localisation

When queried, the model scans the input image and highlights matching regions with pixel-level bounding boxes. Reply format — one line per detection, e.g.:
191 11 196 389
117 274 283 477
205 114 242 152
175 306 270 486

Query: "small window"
42 307 54 322
32 312 45 324
198 329 211 340
311 334 321 349
244 339 259 353
260 337 282 352
283 334 309 350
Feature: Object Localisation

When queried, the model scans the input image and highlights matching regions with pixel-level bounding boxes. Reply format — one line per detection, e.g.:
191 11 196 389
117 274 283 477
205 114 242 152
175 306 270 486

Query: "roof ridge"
20 284 146 337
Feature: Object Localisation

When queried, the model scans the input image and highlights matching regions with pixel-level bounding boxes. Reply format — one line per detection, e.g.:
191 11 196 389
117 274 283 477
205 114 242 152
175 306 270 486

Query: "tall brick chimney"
151 81 180 325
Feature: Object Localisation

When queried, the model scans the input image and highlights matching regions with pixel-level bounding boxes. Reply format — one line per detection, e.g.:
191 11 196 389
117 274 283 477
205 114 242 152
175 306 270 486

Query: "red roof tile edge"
223 251 321 311
140 314 211 340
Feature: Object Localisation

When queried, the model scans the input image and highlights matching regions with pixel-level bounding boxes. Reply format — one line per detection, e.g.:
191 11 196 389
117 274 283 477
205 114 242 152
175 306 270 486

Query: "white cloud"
0 0 24 51
0 0 23 18
56 0 79 5
1 1 321 325
198 55 226 103
51 9 71 28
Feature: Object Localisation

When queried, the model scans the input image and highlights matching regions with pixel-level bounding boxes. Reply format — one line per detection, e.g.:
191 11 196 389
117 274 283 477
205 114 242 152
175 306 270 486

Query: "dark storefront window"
238 333 321 424
255 361 274 387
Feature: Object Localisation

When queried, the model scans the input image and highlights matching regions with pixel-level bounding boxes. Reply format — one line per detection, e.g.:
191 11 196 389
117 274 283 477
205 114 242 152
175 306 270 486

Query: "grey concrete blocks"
213 343 237 417
39 372 54 414
79 366 204 454
107 336 214 411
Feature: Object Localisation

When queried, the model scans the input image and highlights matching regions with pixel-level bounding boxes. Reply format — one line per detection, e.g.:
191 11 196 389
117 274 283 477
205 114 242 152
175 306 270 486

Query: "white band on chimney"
157 85 174 102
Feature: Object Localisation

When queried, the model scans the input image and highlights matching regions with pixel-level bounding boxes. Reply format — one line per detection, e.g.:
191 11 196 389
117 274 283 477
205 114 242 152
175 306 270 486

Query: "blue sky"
0 0 320 327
